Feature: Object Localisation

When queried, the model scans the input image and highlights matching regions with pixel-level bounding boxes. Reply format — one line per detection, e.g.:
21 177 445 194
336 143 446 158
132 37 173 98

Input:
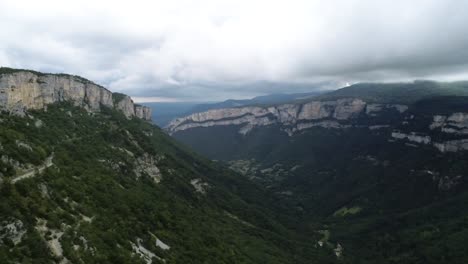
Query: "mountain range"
167 80 468 263
2 67 468 263
0 68 332 263
146 91 324 127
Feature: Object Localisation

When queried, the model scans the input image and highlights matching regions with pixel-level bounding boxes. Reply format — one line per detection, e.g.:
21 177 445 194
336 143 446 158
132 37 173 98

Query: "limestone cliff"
166 98 407 135
134 104 152 120
430 113 468 135
166 96 468 153
0 69 151 121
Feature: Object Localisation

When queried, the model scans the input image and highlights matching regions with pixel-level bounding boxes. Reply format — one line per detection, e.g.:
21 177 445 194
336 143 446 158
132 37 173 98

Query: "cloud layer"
1 0 468 101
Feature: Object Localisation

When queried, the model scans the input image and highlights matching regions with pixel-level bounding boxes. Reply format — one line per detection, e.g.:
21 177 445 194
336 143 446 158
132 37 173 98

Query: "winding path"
11 154 54 184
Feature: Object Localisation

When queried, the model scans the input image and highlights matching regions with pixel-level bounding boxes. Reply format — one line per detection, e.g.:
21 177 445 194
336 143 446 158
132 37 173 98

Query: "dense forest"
0 103 333 263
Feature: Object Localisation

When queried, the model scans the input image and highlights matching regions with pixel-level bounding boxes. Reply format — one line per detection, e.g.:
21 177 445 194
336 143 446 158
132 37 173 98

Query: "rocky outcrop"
0 70 151 120
114 94 136 118
168 95 468 153
366 104 408 116
190 178 210 194
166 98 407 135
433 139 468 152
388 113 468 152
0 218 26 245
391 131 431 144
390 131 468 153
134 104 152 120
296 99 366 120
134 153 162 183
430 113 468 134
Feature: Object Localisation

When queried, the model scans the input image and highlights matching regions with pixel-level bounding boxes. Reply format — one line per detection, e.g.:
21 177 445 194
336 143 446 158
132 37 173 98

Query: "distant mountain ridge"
314 80 468 103
166 80 468 262
166 81 468 143
147 91 324 126
190 91 324 113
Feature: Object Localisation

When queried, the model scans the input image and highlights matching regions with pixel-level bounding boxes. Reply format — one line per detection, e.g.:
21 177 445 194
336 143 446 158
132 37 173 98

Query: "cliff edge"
0 67 151 120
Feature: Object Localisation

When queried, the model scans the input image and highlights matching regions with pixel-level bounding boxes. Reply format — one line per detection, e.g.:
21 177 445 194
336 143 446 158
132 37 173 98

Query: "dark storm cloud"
1 0 468 101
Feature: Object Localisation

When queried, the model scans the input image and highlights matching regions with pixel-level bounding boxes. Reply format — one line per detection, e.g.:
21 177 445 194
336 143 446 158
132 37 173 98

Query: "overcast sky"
1 0 468 102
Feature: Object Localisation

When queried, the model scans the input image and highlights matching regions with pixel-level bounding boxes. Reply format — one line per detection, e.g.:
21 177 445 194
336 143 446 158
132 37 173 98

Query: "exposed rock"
430 115 447 129
430 113 468 134
391 131 431 144
369 125 390 130
38 183 50 198
35 218 71 263
334 243 344 258
333 99 366 119
190 178 210 194
34 119 44 128
111 146 135 157
0 70 151 120
16 140 33 151
134 104 152 121
0 218 27 245
166 98 407 135
366 104 408 116
297 101 333 120
391 130 468 153
224 211 256 228
114 94 136 118
433 139 468 152
437 175 463 191
289 120 350 134
131 238 162 264
228 159 259 175
134 153 162 183
155 238 170 250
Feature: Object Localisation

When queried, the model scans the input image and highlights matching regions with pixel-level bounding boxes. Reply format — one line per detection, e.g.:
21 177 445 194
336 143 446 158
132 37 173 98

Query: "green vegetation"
0 67 100 85
0 103 331 263
112 92 128 104
333 206 362 217
173 95 468 263
0 67 47 76
3 75 468 262
314 81 468 103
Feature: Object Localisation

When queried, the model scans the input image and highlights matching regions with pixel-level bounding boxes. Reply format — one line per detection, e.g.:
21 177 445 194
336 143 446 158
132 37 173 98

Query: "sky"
1 0 468 102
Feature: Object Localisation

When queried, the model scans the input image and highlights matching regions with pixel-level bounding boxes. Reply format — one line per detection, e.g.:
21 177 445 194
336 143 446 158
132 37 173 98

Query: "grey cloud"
132 80 337 102
1 0 468 101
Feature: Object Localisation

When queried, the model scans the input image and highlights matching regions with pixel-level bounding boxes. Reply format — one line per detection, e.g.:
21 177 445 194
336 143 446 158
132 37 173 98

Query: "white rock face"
35 218 71 263
134 153 162 183
190 178 210 194
155 238 170 250
0 218 27 245
134 104 152 120
333 99 366 119
391 131 432 144
131 238 161 264
430 113 468 134
297 101 333 120
434 139 468 152
366 104 408 116
390 130 468 153
0 71 151 120
166 98 408 135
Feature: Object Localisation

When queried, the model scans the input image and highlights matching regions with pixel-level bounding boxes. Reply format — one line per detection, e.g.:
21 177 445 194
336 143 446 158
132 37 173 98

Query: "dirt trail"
11 154 54 183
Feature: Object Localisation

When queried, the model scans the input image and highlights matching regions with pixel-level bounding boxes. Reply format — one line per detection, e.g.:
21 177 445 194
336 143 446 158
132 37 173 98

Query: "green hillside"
172 94 468 263
0 102 332 263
